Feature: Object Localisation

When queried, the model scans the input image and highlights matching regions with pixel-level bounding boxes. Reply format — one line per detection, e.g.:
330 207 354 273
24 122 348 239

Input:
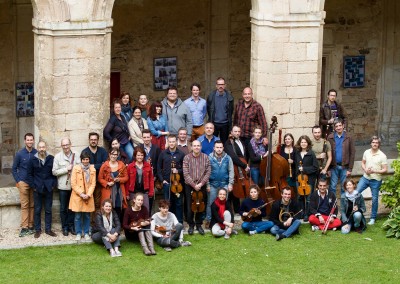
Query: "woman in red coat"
127 147 154 212
98 148 128 222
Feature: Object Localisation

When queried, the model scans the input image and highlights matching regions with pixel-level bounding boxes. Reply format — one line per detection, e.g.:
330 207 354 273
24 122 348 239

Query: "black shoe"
303 216 309 222
197 225 205 235
46 230 57 237
276 234 285 241
188 226 194 235
34 231 41 238
28 227 35 235
63 230 69 236
69 228 76 235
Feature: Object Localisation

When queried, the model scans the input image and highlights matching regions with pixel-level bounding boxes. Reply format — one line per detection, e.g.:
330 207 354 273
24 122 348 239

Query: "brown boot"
138 232 151 256
145 231 157 255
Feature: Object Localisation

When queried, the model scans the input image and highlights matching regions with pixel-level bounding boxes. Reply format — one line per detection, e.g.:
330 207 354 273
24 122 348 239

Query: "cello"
231 136 250 199
259 116 290 212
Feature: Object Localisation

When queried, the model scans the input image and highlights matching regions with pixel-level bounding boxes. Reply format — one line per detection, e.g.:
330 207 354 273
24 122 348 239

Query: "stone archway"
31 0 115 153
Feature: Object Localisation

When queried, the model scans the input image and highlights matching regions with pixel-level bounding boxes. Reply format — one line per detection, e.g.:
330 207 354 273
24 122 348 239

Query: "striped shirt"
183 152 211 188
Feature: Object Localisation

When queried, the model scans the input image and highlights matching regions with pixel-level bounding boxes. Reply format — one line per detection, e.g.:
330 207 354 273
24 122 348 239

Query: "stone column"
250 0 325 139
31 0 115 153
378 0 400 144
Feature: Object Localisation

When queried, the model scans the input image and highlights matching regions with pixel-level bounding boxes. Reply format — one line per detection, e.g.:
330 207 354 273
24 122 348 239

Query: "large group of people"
12 78 389 256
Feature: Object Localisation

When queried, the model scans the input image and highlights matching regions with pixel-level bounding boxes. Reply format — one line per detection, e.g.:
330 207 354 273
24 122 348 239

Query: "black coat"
93 210 121 237
207 90 234 130
309 190 338 216
270 199 300 229
27 154 57 193
157 147 185 182
224 138 248 169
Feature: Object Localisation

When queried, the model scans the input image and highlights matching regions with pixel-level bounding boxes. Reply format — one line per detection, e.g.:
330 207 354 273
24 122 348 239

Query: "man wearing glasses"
52 138 81 236
206 77 234 144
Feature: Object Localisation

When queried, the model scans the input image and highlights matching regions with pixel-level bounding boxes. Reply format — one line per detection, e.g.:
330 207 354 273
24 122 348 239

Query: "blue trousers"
242 220 274 233
163 183 183 223
33 190 53 232
270 219 301 238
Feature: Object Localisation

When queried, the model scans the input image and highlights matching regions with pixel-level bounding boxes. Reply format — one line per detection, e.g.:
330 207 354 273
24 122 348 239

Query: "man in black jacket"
206 77 234 144
157 135 186 223
27 141 57 238
270 187 302 241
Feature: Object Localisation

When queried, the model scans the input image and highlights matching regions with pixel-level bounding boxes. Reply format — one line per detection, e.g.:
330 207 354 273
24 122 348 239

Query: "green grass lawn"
1 219 399 284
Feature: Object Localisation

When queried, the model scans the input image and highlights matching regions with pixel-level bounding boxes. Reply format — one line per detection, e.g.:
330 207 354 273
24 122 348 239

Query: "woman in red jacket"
127 147 154 212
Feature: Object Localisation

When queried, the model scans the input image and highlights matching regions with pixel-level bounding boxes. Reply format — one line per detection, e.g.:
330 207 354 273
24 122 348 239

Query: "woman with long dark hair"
147 101 169 150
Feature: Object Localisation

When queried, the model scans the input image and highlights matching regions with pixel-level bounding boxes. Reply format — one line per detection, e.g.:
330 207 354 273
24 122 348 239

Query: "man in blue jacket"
12 133 37 237
27 141 57 238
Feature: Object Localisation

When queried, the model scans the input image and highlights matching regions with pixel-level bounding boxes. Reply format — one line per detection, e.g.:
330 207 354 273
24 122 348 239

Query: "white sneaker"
224 233 230 240
115 251 122 257
311 225 319 232
84 234 91 241
75 234 81 241
249 230 257 235
368 219 375 225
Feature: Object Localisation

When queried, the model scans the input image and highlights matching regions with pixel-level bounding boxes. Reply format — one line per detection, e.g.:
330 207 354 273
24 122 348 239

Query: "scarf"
111 171 123 208
345 191 358 203
102 212 113 233
135 117 144 131
250 137 266 156
214 198 226 229
121 103 132 114
81 164 90 183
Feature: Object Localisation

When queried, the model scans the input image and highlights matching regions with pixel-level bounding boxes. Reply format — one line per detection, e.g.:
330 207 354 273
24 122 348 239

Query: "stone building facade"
0 0 399 168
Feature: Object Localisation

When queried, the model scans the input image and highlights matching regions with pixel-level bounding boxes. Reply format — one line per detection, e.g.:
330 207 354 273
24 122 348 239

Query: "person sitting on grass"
69 151 96 242
340 179 367 234
239 185 274 235
92 199 122 257
123 193 156 256
150 199 191 252
309 179 341 232
270 187 302 241
210 188 237 239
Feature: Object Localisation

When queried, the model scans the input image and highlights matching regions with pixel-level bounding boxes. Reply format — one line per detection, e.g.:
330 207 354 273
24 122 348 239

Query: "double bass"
259 116 290 211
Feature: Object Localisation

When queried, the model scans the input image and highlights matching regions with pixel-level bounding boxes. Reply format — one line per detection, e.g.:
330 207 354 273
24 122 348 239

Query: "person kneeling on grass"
239 185 274 235
150 199 191 252
92 199 122 257
340 179 367 234
270 187 301 241
210 188 237 239
69 151 96 242
309 179 341 232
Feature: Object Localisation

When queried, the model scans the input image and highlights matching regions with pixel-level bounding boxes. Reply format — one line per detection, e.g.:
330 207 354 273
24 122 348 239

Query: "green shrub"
382 206 400 238
381 142 400 209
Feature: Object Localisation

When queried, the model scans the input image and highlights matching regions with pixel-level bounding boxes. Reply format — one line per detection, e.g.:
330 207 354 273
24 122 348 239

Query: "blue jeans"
59 190 75 231
250 168 261 185
75 212 90 235
242 220 274 233
356 176 382 219
206 185 219 221
163 183 183 223
330 165 348 195
341 212 362 234
122 141 134 163
270 219 301 238
33 190 53 232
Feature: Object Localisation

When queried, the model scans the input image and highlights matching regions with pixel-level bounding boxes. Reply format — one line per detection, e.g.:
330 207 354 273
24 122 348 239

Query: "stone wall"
324 0 383 144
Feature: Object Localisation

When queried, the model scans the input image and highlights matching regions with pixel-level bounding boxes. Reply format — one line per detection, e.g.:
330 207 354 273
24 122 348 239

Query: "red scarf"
214 198 226 229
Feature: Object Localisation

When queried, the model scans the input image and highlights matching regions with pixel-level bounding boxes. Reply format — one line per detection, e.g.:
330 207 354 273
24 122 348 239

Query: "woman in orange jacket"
98 148 128 222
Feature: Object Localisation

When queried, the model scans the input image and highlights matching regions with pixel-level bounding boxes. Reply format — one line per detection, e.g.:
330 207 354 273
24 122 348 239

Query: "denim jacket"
207 151 234 188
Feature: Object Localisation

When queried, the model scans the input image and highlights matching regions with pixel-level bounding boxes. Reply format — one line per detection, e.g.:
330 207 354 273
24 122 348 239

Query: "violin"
170 161 183 197
155 225 175 236
129 218 151 229
241 200 274 222
191 190 205 213
297 161 311 196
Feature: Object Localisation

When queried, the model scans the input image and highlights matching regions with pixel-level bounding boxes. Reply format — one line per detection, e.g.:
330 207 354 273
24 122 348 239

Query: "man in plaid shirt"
233 87 268 146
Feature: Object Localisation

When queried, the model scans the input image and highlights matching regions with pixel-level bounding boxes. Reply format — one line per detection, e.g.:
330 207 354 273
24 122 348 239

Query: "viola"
155 225 175 236
191 190 205 213
241 200 274 222
129 218 151 229
297 161 311 196
170 161 183 197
